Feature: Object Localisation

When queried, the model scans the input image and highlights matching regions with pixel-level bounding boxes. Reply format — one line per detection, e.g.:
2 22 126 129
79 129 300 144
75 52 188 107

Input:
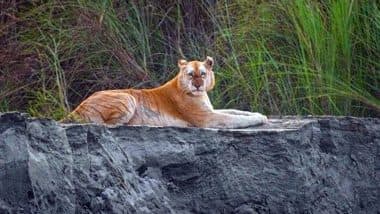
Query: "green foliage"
211 0 379 115
0 0 379 118
0 100 9 112
27 90 67 120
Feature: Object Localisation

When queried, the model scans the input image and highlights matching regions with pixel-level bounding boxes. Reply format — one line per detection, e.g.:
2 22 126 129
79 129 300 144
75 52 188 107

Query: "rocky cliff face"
0 112 379 214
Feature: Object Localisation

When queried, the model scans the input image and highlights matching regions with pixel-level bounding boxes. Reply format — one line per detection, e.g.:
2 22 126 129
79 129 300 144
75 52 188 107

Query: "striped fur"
61 56 268 128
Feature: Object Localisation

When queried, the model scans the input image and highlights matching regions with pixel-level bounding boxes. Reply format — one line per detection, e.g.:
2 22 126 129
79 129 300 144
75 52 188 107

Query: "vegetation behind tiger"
1 0 379 119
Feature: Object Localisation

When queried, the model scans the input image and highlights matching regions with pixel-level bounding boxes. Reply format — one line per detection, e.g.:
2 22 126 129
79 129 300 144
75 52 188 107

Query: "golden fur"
62 56 267 128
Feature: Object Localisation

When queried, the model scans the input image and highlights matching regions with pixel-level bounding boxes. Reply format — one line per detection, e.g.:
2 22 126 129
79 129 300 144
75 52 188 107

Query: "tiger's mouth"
192 89 203 92
190 89 205 96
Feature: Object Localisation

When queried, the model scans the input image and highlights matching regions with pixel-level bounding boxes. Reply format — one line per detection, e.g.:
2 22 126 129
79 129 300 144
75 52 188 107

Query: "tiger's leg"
69 92 137 125
215 109 264 116
103 93 137 124
201 111 267 129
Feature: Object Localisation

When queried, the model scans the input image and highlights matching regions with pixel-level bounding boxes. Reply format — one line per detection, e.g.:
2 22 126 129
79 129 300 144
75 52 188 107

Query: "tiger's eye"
187 68 194 77
200 70 206 76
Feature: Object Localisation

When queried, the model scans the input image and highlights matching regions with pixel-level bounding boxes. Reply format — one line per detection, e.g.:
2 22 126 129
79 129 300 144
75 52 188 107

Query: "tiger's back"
66 90 136 124
66 86 191 126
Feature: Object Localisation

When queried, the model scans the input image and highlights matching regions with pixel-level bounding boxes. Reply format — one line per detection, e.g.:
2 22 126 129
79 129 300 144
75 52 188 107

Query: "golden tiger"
61 56 268 128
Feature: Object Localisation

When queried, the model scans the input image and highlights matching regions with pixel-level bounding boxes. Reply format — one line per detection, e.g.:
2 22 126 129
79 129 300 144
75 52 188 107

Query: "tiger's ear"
204 56 214 69
178 59 188 67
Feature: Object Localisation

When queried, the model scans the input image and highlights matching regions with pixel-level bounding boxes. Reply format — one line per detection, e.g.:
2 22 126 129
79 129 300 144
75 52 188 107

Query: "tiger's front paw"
258 114 268 124
250 112 268 124
261 115 268 124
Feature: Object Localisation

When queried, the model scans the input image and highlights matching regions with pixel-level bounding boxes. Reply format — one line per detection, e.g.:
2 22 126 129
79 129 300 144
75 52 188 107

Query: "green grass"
210 0 379 115
0 0 379 119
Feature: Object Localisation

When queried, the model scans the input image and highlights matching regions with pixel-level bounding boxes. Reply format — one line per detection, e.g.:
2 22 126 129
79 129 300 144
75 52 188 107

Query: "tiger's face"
177 56 215 96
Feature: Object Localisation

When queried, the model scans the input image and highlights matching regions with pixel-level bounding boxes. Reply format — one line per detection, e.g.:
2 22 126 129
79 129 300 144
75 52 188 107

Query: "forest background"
1 0 379 120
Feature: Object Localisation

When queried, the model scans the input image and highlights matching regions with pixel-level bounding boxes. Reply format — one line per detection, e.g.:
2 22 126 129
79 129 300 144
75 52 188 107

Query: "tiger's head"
177 56 215 96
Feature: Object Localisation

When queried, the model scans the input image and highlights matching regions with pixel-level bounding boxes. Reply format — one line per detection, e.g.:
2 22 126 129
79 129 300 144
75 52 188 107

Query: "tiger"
61 56 268 128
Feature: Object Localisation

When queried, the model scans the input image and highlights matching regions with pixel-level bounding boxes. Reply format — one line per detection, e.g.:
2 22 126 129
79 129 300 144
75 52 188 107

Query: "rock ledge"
0 112 379 213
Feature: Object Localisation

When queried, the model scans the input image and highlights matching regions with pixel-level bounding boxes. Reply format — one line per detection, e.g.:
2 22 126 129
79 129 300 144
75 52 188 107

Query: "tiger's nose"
193 81 202 89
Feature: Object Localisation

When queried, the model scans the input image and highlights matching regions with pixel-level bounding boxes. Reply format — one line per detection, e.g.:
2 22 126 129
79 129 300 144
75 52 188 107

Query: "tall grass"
210 0 379 115
0 0 379 119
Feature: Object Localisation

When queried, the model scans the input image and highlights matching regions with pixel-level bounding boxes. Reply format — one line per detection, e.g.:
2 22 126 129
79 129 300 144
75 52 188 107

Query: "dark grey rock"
0 112 379 214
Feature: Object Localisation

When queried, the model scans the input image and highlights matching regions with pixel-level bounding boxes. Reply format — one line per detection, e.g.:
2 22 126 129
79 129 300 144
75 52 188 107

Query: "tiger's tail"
59 111 86 123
